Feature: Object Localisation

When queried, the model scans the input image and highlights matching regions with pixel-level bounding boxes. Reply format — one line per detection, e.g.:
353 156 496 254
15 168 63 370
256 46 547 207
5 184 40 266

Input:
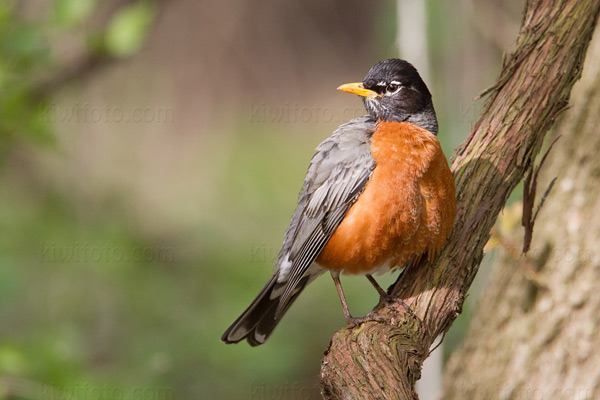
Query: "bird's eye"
386 83 400 94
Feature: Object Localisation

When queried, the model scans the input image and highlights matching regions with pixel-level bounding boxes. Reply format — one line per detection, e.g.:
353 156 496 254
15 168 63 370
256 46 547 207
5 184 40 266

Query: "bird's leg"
367 273 414 316
365 274 393 302
330 271 357 326
331 271 386 326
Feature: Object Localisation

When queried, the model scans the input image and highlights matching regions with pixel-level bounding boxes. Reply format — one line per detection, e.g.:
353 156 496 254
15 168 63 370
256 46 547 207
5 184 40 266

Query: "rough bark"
320 0 600 398
441 22 600 400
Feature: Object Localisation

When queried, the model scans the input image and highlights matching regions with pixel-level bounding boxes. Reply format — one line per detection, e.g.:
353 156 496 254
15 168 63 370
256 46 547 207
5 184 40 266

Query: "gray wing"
274 115 376 310
221 115 376 345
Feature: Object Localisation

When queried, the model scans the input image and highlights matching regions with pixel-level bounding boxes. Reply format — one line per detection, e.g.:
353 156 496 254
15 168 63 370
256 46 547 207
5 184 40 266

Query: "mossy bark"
442 22 600 400
320 0 600 398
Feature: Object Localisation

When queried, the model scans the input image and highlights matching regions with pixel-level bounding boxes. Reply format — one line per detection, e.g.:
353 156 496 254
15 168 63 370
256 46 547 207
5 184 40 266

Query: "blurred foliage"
53 0 97 27
0 1 53 161
0 1 169 399
0 186 181 399
0 0 157 165
104 3 156 57
0 0 521 399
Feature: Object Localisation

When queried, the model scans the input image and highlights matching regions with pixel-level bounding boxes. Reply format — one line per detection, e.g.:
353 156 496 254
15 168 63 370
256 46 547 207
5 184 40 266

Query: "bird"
221 59 456 346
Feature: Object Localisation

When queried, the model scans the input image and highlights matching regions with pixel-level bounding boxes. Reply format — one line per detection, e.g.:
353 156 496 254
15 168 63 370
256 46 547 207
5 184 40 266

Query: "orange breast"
315 121 456 274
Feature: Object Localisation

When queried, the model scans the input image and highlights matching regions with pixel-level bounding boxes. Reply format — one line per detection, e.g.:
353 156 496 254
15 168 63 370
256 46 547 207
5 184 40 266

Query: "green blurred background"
0 0 522 399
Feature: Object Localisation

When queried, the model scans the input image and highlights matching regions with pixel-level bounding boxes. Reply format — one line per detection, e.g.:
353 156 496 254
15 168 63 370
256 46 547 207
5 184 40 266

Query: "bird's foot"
344 311 388 328
377 294 415 317
377 292 396 307
395 298 415 317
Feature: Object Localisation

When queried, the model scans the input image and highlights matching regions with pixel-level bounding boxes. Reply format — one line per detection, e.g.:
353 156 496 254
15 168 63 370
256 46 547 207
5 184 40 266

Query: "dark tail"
221 272 312 346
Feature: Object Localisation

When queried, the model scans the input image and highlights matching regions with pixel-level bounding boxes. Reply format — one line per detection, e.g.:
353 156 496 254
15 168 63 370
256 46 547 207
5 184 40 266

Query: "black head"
338 59 438 134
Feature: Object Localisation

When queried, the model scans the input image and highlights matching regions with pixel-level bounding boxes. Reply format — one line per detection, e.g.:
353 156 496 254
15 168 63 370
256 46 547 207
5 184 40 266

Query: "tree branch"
521 136 559 253
441 21 600 399
320 0 600 398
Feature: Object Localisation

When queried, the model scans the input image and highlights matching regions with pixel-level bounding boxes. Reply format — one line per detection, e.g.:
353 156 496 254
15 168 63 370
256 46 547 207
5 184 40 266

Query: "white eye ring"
385 83 401 95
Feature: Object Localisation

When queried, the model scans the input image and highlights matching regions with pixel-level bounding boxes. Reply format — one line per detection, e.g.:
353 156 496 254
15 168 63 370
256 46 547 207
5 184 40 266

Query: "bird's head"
338 59 438 134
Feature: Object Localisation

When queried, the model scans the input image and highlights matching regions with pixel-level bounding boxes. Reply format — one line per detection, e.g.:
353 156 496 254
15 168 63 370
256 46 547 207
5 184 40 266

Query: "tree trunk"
441 22 600 400
320 0 600 398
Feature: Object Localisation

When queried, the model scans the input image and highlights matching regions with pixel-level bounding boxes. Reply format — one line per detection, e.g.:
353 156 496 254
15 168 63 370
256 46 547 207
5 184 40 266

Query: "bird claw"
378 295 415 317
377 292 396 307
393 298 415 317
344 311 388 328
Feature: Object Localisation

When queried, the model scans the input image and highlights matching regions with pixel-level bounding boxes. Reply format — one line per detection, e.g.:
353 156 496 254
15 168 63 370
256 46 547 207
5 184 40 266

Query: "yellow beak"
336 82 381 98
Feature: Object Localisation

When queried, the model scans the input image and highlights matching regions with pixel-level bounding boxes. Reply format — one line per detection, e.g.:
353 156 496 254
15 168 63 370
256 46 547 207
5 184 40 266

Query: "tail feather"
221 273 313 346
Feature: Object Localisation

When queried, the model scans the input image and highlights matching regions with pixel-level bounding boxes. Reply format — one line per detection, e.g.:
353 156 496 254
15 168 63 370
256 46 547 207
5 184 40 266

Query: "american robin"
222 59 456 346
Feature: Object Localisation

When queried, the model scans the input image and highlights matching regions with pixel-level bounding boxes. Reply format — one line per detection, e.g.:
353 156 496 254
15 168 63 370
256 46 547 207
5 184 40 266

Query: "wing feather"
222 115 377 344
275 115 376 314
